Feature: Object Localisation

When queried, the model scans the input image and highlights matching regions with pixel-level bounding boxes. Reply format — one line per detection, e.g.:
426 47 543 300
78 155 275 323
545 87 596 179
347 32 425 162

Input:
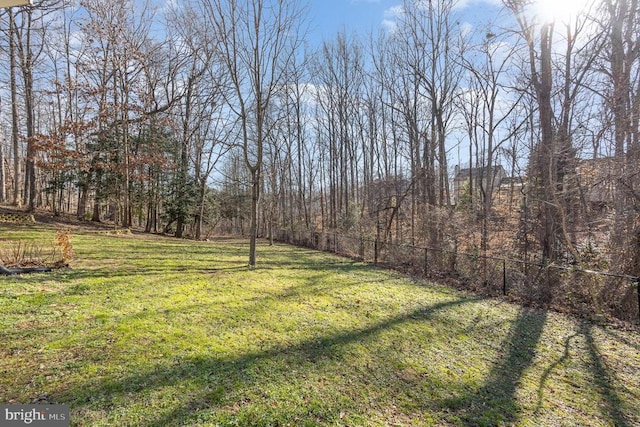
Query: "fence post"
637 277 640 326
503 259 507 296
374 239 378 265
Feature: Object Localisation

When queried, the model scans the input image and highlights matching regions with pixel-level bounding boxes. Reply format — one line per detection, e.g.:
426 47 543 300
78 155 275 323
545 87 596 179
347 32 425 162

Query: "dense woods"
0 0 638 277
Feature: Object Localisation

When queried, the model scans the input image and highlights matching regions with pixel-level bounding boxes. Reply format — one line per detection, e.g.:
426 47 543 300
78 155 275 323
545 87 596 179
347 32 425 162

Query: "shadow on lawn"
442 308 548 425
56 259 249 282
60 251 376 284
580 322 631 427
533 323 631 426
58 297 482 426
447 312 633 426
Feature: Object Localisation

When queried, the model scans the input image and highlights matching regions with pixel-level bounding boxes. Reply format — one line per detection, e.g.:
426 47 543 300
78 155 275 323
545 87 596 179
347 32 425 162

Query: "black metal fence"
273 229 640 324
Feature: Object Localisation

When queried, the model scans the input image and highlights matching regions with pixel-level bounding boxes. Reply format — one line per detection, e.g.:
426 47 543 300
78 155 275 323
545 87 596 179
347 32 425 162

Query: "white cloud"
381 4 404 33
454 0 502 10
384 4 405 19
381 19 398 33
460 22 474 38
69 30 85 51
163 0 180 13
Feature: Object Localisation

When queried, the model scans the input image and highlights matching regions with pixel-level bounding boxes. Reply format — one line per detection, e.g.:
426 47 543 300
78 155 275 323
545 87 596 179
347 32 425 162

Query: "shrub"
0 240 49 267
0 229 75 268
54 228 75 265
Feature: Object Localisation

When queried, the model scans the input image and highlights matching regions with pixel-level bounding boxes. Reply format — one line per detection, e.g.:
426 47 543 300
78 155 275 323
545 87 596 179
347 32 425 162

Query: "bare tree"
276 51 312 231
504 0 594 262
381 0 465 244
598 0 640 273
312 32 365 232
458 23 529 257
0 111 4 202
199 0 306 267
5 8 21 206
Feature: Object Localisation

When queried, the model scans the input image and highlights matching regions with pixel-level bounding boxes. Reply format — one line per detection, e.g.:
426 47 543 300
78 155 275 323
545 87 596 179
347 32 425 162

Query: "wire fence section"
273 229 640 324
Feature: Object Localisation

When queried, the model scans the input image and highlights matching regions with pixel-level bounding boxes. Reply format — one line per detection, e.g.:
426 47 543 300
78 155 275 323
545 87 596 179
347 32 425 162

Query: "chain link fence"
273 229 640 324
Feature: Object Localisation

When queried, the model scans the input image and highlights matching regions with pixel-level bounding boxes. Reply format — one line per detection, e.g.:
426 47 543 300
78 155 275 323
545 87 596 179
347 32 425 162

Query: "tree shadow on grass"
53 260 250 282
534 331 578 415
534 322 633 426
602 327 640 352
579 322 631 427
66 238 369 279
57 296 483 426
442 308 548 426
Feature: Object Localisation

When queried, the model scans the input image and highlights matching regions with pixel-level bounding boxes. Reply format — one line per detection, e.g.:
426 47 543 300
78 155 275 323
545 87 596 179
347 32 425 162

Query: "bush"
54 228 76 265
0 229 75 268
0 240 48 267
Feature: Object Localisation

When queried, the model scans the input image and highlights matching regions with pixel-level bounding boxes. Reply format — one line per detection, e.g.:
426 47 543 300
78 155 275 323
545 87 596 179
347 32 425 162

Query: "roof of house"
454 165 505 180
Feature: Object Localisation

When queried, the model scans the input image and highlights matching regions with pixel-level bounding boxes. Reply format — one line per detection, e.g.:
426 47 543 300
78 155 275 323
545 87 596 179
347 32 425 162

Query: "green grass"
1 225 639 426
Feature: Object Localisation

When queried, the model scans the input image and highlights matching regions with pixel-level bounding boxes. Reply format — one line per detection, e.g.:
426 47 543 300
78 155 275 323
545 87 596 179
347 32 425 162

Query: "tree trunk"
92 167 102 222
18 9 37 212
195 179 206 240
9 10 20 207
77 180 88 219
609 0 631 262
537 23 559 261
0 132 5 203
249 168 260 268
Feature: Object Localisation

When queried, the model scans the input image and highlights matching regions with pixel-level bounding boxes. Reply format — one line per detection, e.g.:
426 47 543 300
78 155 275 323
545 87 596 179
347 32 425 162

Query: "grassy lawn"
1 225 639 426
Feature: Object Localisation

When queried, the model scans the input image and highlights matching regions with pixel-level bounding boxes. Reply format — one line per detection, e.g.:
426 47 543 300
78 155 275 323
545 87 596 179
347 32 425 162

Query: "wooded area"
0 0 638 276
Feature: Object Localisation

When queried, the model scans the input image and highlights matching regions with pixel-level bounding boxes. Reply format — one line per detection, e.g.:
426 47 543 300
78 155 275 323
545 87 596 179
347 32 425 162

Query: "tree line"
0 0 638 273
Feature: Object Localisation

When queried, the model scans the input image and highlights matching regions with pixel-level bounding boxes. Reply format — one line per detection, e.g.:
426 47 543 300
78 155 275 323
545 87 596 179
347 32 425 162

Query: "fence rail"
272 229 640 325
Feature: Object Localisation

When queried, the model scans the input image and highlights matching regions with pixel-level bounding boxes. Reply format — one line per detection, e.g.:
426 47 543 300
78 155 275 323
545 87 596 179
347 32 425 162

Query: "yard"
1 225 639 426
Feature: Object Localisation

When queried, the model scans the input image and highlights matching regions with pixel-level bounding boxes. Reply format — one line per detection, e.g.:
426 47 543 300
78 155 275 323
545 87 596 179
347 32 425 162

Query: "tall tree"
504 0 589 262
12 4 42 211
459 25 526 256
6 8 21 206
199 0 306 267
79 0 177 226
312 32 365 231
600 0 640 273
383 0 465 244
595 0 640 274
0 118 4 203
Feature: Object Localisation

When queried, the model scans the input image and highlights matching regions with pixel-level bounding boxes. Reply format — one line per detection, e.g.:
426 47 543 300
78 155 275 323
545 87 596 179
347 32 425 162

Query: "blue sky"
306 0 505 44
155 0 507 46
302 0 510 171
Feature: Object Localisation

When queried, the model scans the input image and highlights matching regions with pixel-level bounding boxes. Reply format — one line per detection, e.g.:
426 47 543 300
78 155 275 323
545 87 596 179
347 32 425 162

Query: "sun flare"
534 0 596 23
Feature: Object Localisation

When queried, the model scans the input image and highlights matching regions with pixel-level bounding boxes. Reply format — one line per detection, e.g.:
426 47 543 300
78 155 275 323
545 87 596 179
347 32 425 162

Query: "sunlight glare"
534 0 593 23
